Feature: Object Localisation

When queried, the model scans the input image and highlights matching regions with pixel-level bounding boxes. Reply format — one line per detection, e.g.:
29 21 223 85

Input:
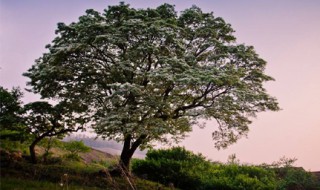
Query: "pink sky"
1 0 319 171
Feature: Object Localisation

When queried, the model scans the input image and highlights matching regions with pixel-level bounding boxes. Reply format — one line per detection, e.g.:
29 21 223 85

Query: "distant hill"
80 147 114 163
64 134 146 159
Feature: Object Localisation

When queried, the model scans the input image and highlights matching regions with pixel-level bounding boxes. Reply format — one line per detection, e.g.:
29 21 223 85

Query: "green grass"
1 151 174 190
0 177 103 190
1 169 173 190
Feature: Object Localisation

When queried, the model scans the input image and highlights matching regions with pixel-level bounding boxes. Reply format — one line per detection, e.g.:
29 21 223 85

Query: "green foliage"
0 86 29 144
275 167 319 189
0 129 30 142
24 3 279 168
146 146 207 162
22 101 89 163
133 147 277 190
38 137 63 161
38 137 63 148
204 164 277 190
133 148 320 189
260 156 320 189
0 139 29 154
92 159 118 169
64 140 90 161
23 101 88 138
0 86 23 130
64 140 91 154
132 147 208 189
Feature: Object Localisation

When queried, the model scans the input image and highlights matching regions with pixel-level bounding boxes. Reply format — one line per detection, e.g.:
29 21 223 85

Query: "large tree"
24 3 279 170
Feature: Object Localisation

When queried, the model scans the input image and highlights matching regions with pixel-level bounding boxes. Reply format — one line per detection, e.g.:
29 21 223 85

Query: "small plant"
227 153 240 165
38 137 63 163
64 140 90 161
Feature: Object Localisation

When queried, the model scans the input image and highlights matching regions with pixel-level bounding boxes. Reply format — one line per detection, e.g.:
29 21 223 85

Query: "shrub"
132 147 278 190
201 164 277 190
0 138 29 154
63 140 90 161
275 167 319 189
132 147 207 189
0 129 27 142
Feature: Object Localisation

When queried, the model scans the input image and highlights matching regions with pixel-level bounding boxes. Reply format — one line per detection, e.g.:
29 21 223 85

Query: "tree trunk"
120 148 133 172
29 136 44 164
119 135 134 174
118 134 146 174
29 142 37 164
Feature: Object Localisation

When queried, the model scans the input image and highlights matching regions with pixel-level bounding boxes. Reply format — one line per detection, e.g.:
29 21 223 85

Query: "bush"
0 129 25 141
63 140 90 161
275 167 319 189
132 147 207 189
267 156 320 189
204 164 277 190
132 147 278 190
0 138 29 154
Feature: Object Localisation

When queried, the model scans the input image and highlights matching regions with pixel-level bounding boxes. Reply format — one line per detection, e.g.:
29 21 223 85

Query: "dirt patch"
80 148 114 163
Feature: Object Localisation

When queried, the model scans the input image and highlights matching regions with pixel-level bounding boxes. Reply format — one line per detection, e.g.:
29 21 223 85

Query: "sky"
0 0 319 171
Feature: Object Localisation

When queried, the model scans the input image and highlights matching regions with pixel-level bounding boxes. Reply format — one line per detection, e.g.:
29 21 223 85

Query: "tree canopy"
24 3 279 169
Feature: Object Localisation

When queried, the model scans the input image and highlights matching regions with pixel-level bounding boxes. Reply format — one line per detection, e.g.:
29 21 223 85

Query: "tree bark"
29 136 45 164
28 126 76 164
120 149 133 172
118 134 146 174
119 135 134 173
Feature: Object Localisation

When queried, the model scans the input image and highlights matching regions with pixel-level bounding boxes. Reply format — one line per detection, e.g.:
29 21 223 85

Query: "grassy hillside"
1 138 319 189
0 139 174 190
